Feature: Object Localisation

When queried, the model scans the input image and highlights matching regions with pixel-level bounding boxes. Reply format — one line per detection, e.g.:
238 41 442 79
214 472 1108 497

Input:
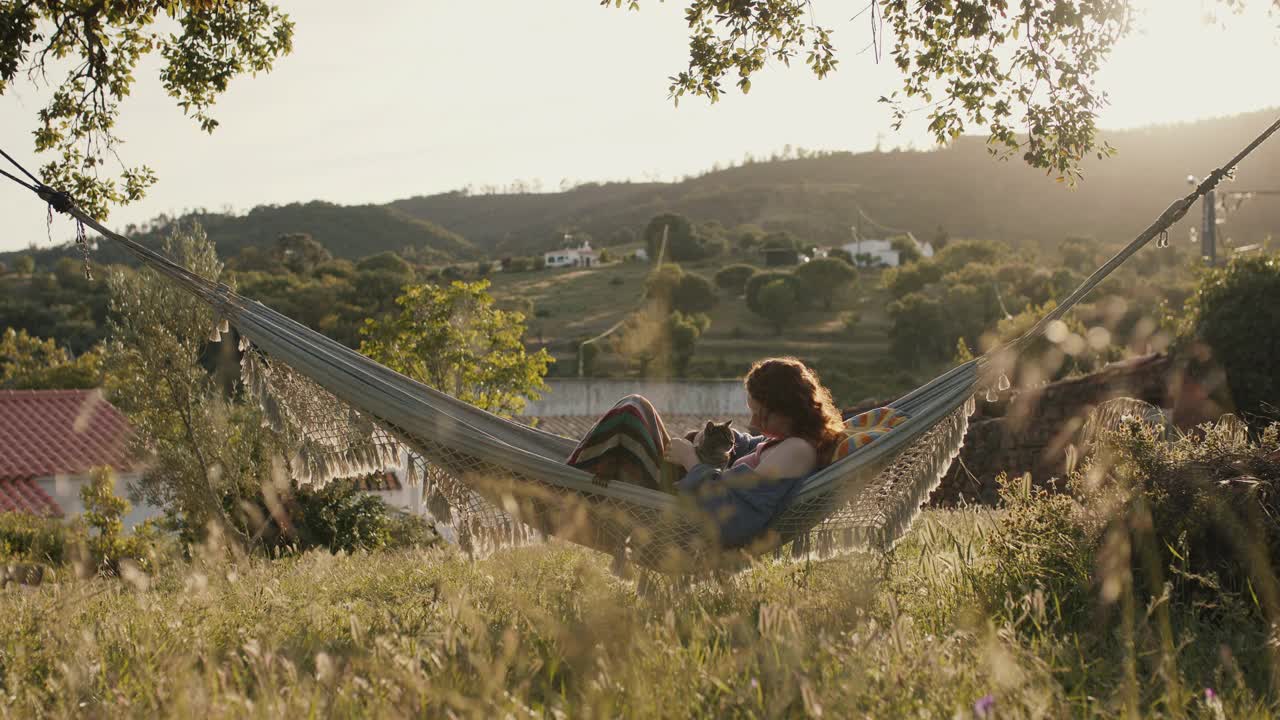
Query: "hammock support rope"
3 113 1277 572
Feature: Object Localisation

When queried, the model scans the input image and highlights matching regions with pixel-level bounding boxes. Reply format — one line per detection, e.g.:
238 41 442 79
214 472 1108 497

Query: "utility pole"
1187 174 1217 265
1188 174 1280 265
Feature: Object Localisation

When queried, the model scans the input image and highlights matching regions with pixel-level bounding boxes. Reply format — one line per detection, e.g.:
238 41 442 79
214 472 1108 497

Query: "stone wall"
929 353 1174 506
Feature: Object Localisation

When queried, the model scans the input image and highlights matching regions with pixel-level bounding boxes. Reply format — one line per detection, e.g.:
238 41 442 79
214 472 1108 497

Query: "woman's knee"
616 394 656 410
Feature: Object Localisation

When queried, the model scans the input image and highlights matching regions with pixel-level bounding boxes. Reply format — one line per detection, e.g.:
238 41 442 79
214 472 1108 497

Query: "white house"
836 232 933 268
544 240 599 268
0 389 162 529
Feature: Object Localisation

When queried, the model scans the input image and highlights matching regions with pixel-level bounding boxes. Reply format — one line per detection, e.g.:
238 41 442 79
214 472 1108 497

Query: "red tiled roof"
516 414 754 442
0 390 133 482
0 478 63 517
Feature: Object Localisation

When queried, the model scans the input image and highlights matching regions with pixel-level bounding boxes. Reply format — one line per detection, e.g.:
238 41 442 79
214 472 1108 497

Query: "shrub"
755 279 798 334
384 509 438 549
887 292 952 365
794 257 857 310
715 264 759 296
289 481 394 554
745 270 804 315
0 511 71 565
882 261 943 300
81 467 164 573
672 272 717 313
356 251 413 275
1175 254 1280 430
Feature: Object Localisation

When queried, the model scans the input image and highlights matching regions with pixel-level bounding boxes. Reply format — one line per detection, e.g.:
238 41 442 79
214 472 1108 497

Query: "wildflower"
1205 687 1225 719
974 693 996 718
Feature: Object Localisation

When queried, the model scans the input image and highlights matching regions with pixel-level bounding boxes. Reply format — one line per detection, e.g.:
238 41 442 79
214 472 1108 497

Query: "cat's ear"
704 420 714 432
724 419 733 428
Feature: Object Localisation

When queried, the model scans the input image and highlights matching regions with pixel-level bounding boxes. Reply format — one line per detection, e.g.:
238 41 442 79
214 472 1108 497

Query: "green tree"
827 248 855 266
357 251 413 275
672 272 718 314
1176 254 1280 431
13 255 34 275
888 292 952 366
612 0 1265 179
102 226 283 547
359 280 552 417
79 467 132 573
935 239 1006 273
669 311 711 375
644 213 705 262
890 236 923 266
883 261 943 300
761 231 798 251
734 225 765 251
932 225 950 251
0 328 101 389
1 1 293 217
714 263 759 296
755 279 798 335
1061 237 1101 273
272 233 332 275
644 262 686 304
794 257 857 310
745 270 805 314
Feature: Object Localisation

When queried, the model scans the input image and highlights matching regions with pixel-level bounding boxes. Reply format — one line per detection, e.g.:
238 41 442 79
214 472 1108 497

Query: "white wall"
523 379 746 416
36 471 164 530
373 482 423 515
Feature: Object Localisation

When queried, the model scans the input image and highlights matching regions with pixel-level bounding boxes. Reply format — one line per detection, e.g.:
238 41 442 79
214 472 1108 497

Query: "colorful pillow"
831 407 910 462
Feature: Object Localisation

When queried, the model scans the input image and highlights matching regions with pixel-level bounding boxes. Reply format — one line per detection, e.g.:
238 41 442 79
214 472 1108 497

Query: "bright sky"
1 0 1278 252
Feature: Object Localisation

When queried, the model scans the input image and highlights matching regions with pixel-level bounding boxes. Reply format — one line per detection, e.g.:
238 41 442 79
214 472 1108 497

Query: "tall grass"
3 423 1278 717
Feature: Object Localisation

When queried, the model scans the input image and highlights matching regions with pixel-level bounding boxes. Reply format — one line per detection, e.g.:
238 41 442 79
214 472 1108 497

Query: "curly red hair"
744 357 845 465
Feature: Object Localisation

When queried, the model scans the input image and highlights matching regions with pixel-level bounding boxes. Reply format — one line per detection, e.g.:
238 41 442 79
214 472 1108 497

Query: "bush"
794 257 857 310
755 279 798 334
715 264 759 296
356 251 413 275
1175 254 1280 430
887 292 952 365
0 512 71 564
384 509 439 549
81 467 163 573
973 416 1280 638
882 261 943 300
672 272 717 313
289 480 394 554
745 270 804 315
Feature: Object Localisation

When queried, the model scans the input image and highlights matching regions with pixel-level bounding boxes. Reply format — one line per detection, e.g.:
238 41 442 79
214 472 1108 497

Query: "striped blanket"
566 395 675 492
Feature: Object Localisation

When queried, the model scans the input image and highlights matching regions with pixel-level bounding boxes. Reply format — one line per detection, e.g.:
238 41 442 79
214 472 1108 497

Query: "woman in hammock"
567 357 846 547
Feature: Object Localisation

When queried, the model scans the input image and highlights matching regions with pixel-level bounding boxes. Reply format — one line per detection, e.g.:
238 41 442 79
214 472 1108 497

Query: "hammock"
4 116 1275 572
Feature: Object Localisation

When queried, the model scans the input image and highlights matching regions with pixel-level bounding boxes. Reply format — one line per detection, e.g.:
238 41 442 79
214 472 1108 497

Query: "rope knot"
35 184 74 214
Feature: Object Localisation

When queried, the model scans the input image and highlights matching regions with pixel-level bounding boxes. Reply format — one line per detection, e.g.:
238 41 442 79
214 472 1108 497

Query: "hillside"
390 109 1280 256
0 201 478 269
4 109 1276 270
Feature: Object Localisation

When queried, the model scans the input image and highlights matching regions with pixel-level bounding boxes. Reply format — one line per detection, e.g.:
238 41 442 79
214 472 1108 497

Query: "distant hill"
0 201 478 269
4 109 1277 269
388 108 1280 256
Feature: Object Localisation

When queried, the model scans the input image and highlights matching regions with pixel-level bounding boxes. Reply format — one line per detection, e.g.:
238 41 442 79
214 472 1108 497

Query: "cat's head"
697 419 734 453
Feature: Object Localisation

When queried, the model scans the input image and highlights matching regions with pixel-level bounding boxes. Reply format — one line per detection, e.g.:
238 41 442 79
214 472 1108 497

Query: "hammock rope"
3 112 1277 572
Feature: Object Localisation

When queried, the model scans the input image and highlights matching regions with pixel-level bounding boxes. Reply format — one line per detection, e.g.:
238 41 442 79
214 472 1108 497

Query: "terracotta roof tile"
0 478 63 517
0 389 133 482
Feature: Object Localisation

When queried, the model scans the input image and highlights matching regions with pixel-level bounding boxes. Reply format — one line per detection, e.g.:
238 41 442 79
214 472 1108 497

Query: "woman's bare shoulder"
776 436 818 456
758 437 818 478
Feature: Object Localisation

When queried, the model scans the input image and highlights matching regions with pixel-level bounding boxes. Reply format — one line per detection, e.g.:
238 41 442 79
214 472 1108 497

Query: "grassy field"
2 503 1275 718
